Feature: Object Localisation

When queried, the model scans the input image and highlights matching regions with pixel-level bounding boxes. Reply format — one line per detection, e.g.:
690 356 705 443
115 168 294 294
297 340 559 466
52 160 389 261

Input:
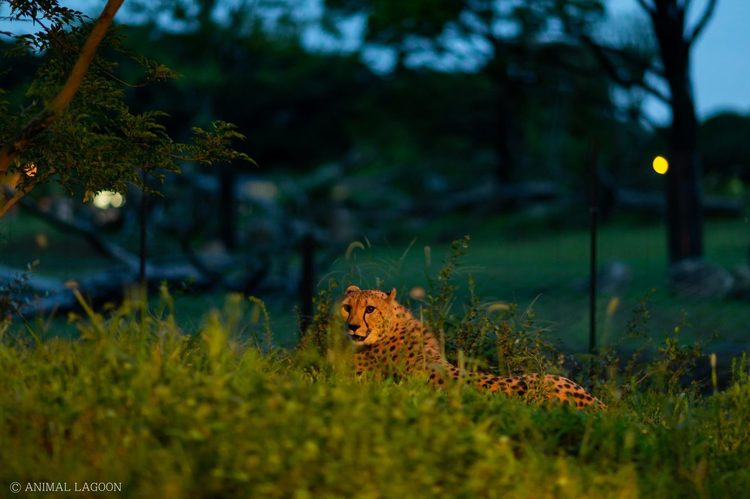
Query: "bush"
1 283 750 498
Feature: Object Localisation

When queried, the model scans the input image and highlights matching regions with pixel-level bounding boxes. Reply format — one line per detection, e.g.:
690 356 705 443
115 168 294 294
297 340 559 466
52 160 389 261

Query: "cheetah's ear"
345 285 361 295
386 288 397 302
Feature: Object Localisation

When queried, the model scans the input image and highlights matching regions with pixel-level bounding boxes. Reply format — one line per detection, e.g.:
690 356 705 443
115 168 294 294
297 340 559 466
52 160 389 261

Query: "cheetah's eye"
342 304 351 313
365 305 375 314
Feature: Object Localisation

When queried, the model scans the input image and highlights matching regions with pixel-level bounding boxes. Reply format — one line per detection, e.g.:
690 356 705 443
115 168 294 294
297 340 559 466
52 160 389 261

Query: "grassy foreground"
1 291 750 499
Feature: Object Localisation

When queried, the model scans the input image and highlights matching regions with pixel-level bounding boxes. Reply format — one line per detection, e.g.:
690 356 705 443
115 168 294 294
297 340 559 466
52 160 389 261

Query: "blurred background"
1 0 748 357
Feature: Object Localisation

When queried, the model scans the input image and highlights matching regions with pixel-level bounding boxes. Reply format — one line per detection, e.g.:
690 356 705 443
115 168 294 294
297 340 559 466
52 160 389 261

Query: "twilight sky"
609 0 750 123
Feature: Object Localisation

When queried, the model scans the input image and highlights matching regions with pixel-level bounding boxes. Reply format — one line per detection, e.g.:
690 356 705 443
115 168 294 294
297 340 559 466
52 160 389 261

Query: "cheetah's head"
341 285 399 347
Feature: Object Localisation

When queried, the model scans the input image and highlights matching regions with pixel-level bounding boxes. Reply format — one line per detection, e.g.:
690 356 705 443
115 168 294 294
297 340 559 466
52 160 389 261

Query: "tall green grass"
1 283 750 498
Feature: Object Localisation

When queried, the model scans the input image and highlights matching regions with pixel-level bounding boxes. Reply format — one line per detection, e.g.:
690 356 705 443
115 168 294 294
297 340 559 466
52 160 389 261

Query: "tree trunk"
488 40 516 185
494 85 514 184
651 3 704 263
665 82 703 262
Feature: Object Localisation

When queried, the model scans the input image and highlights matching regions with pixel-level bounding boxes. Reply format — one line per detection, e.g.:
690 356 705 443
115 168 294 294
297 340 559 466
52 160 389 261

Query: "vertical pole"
139 170 147 285
588 140 599 354
218 163 236 250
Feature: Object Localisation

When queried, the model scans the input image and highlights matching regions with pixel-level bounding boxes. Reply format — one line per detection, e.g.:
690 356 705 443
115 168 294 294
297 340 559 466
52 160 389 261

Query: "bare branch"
687 0 718 46
0 0 124 178
0 188 27 219
581 34 671 104
598 42 665 78
638 108 666 131
17 196 142 272
634 0 656 16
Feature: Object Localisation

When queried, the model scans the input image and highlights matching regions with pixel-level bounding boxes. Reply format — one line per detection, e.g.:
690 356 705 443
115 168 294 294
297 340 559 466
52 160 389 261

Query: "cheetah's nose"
348 324 360 332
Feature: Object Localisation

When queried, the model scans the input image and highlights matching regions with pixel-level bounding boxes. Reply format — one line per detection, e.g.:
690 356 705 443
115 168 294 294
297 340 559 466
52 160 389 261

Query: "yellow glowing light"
35 232 49 249
652 156 669 175
23 162 37 177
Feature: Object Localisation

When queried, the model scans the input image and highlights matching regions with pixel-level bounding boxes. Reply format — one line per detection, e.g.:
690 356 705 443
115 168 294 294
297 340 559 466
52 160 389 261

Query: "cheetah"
341 285 605 410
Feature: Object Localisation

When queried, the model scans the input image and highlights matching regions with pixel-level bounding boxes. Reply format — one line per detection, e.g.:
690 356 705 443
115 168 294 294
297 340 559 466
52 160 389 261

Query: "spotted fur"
341 285 605 410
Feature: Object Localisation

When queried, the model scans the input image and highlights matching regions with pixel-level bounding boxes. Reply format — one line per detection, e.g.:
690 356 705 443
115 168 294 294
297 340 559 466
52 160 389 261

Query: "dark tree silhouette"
647 0 717 263
578 0 718 263
324 0 605 184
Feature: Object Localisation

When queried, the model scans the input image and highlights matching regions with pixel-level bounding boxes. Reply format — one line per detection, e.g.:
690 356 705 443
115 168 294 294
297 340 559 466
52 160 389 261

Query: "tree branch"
687 0 717 46
634 0 656 16
17 196 142 273
16 197 252 293
637 107 665 131
580 34 671 104
49 0 123 112
0 0 124 178
0 187 27 219
597 42 665 78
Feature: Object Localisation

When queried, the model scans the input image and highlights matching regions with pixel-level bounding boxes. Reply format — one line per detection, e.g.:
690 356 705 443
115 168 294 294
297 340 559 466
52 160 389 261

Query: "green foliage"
1 2 251 200
1 291 750 497
424 235 470 347
299 283 337 355
589 291 711 406
421 236 561 377
490 299 564 376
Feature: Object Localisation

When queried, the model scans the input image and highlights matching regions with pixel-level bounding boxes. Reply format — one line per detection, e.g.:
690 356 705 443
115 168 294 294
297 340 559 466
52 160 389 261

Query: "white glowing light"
110 192 125 208
93 191 111 209
92 191 125 209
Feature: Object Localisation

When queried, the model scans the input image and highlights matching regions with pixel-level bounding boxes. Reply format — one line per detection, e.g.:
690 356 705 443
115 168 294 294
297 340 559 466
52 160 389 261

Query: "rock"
571 260 632 295
598 261 633 295
668 258 734 298
729 264 750 299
